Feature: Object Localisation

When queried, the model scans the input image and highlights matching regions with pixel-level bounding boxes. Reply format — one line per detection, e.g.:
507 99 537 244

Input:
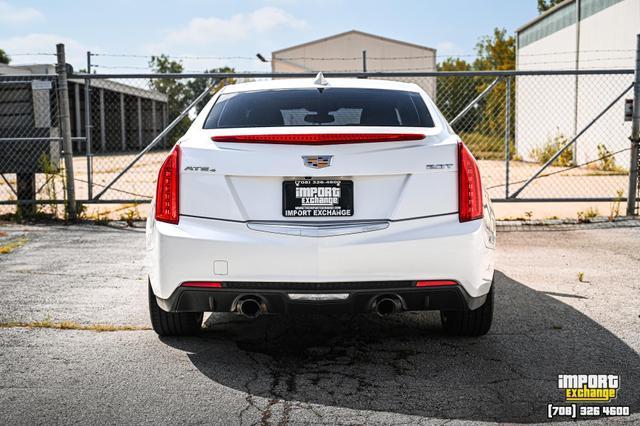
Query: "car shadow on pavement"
161 271 640 423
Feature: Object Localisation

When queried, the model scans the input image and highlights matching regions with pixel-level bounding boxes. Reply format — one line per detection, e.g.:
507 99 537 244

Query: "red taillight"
181 281 222 288
211 133 425 145
155 146 180 224
458 141 483 222
416 280 457 287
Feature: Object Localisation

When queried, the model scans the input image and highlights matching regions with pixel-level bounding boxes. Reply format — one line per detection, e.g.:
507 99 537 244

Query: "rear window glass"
203 88 435 128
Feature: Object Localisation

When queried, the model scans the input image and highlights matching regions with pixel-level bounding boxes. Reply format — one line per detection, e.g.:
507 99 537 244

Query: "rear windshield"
203 88 435 128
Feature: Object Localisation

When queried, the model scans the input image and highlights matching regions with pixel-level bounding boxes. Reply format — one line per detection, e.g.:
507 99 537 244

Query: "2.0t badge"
302 155 332 169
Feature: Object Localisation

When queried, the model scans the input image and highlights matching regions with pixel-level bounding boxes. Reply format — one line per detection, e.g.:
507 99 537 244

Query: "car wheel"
441 284 493 337
148 282 203 336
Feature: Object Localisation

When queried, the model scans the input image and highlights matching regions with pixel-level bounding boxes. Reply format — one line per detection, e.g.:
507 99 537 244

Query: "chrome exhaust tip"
373 296 402 317
236 298 265 318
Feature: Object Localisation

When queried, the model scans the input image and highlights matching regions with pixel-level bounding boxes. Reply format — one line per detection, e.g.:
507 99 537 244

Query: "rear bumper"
156 281 488 313
147 213 495 301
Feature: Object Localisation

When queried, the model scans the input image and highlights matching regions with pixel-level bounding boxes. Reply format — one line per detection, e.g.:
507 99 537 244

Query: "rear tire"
148 282 203 336
441 284 493 336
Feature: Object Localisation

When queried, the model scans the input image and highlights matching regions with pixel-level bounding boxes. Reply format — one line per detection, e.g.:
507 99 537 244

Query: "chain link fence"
0 67 638 219
0 74 68 217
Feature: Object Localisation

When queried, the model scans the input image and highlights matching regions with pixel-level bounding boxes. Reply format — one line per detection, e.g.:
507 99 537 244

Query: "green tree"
473 28 515 71
437 28 516 158
148 55 236 144
537 0 563 13
436 58 481 124
185 67 236 114
472 27 516 149
149 55 189 120
0 48 10 64
148 55 194 145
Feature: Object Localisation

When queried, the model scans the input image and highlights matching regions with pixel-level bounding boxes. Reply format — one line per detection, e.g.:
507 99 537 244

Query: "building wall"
272 31 437 97
515 0 637 171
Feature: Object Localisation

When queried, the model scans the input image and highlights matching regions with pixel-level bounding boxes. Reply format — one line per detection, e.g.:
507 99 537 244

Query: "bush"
530 131 573 167
596 144 625 173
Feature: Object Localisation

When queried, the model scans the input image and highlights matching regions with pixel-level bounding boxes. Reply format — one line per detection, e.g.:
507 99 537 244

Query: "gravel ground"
0 222 638 424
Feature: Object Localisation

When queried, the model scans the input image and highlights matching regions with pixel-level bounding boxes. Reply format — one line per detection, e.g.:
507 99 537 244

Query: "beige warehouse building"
271 30 437 97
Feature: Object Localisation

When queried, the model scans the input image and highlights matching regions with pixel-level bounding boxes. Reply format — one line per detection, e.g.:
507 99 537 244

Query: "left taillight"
155 145 180 224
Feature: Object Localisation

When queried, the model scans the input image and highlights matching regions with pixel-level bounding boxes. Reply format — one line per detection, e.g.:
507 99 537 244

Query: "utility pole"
56 44 77 220
627 34 640 216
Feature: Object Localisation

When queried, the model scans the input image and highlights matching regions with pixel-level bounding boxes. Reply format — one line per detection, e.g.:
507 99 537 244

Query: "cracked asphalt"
0 222 639 424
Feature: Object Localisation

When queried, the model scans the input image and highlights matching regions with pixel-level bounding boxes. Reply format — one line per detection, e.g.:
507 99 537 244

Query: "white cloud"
435 41 466 58
0 1 45 25
160 7 307 47
0 33 94 69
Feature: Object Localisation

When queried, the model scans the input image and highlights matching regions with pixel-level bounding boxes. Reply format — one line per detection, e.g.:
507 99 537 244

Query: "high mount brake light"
458 141 483 222
211 133 425 145
155 146 180 224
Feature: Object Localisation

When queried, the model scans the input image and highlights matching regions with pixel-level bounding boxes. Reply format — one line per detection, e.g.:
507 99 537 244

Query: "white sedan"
146 74 496 337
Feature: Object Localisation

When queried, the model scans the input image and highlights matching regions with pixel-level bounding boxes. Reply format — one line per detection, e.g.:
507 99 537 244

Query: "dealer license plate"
283 180 354 218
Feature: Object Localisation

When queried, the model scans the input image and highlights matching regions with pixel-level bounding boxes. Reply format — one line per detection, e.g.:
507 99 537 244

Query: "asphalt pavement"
0 222 638 424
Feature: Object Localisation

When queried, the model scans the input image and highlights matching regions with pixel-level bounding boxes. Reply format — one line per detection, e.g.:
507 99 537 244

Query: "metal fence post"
627 34 640 216
56 44 77 220
84 51 93 199
504 76 511 198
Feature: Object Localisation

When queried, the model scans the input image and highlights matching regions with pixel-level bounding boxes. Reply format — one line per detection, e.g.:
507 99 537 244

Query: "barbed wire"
86 48 636 61
7 50 634 74
91 53 259 60
7 48 629 62
5 52 57 56
93 54 634 73
92 64 229 73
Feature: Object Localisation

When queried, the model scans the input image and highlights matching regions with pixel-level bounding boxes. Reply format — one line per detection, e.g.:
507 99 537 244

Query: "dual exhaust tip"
371 296 402 317
236 297 266 319
235 295 403 318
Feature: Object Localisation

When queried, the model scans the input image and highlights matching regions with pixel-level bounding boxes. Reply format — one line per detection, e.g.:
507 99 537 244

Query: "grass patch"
530 132 573 167
577 207 599 223
0 237 28 255
0 319 150 332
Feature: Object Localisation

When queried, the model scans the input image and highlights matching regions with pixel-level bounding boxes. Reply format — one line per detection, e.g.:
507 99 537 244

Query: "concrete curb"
497 216 640 231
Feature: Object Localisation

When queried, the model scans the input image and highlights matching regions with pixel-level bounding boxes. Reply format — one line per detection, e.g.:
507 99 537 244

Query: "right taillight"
458 141 483 222
155 146 180 224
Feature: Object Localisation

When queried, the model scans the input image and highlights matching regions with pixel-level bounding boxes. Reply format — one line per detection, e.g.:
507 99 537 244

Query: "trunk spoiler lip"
211 133 427 145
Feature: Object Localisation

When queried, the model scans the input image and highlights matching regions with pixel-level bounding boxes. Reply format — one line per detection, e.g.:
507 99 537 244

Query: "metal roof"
0 63 167 103
272 29 436 55
516 0 575 33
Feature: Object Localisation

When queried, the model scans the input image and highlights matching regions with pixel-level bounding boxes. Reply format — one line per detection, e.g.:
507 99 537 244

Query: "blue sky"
0 0 538 72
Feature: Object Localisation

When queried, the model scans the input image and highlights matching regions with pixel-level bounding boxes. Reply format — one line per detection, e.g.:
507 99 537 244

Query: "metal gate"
1 49 639 219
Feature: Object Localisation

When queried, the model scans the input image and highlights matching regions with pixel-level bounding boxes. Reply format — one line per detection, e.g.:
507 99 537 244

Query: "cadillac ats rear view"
146 75 496 337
